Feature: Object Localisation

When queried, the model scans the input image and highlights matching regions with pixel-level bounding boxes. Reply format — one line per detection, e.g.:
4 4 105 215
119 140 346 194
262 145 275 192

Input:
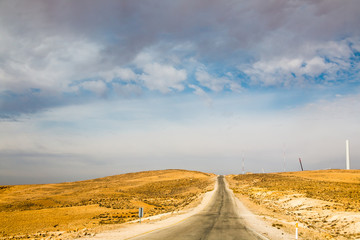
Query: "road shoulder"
224 177 294 240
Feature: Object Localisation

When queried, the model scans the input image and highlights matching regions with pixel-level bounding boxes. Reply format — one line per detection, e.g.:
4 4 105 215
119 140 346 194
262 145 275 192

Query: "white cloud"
302 57 330 76
133 51 155 68
0 32 103 94
243 39 359 86
116 68 137 81
139 63 187 93
195 68 241 92
188 84 213 106
189 84 206 97
112 82 142 96
99 67 137 83
80 80 107 96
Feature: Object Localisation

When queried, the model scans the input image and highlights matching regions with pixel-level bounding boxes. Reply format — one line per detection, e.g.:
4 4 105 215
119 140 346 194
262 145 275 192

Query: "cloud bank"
0 0 359 184
1 0 360 115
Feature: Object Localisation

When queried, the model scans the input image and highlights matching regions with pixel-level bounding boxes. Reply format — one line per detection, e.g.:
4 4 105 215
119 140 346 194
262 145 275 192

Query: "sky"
1 0 360 185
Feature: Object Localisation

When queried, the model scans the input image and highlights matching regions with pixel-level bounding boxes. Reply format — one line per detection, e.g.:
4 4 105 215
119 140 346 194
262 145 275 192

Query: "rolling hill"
0 169 215 239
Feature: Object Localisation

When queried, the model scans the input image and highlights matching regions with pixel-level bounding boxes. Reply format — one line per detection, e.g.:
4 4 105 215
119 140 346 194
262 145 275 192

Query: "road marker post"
295 222 298 239
139 207 144 223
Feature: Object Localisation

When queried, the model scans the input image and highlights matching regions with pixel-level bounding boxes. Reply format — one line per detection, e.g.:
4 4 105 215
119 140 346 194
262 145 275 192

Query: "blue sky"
1 0 360 184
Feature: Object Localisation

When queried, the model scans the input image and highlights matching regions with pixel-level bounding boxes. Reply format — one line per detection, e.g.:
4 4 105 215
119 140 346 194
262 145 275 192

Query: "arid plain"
1 169 360 239
0 170 215 239
227 169 360 240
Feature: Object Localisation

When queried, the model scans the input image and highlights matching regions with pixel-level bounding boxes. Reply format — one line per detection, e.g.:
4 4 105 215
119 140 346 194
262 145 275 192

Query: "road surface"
132 176 262 240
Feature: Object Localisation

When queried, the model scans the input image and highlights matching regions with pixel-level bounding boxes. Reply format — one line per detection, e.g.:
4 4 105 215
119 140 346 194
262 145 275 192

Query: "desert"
227 169 360 239
0 170 215 239
2 169 359 239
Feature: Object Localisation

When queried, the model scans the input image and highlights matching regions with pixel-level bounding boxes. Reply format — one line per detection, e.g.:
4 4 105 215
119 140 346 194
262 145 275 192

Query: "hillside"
226 169 360 240
0 169 215 239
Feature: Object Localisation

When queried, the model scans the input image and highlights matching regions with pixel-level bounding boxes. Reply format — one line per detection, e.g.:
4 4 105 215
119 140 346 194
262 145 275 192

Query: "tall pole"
299 158 304 171
346 140 350 170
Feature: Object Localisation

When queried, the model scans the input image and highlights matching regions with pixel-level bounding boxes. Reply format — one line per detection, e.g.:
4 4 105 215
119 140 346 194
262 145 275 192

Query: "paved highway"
132 176 263 240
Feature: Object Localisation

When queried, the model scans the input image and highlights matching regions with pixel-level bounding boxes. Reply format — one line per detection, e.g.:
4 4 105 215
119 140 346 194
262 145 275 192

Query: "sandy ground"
226 171 360 240
224 179 293 240
75 177 291 240
246 192 360 239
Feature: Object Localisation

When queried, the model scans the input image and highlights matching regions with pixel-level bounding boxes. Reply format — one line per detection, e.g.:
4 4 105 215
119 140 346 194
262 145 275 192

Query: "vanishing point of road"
132 175 263 240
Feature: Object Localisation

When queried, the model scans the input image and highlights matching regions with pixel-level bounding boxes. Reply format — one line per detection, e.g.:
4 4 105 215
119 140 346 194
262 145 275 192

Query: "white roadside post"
295 222 298 239
139 207 144 223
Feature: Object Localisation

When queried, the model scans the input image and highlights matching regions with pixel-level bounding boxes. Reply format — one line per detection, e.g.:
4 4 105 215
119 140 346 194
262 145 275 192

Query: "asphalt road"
132 176 262 240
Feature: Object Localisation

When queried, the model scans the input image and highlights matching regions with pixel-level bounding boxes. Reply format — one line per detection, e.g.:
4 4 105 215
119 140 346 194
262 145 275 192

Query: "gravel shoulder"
224 179 293 240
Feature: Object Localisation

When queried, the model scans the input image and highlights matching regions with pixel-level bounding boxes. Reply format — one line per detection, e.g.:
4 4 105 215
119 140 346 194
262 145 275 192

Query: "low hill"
227 169 360 240
0 169 215 239
277 169 360 183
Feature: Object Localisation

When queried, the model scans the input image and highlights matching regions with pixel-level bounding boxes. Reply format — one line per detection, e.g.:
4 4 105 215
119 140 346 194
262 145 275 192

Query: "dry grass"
278 169 360 184
0 169 215 239
227 169 360 240
231 170 360 211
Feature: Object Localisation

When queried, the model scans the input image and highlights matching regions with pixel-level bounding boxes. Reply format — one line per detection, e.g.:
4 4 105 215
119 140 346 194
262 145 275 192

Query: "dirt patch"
226 170 360 240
